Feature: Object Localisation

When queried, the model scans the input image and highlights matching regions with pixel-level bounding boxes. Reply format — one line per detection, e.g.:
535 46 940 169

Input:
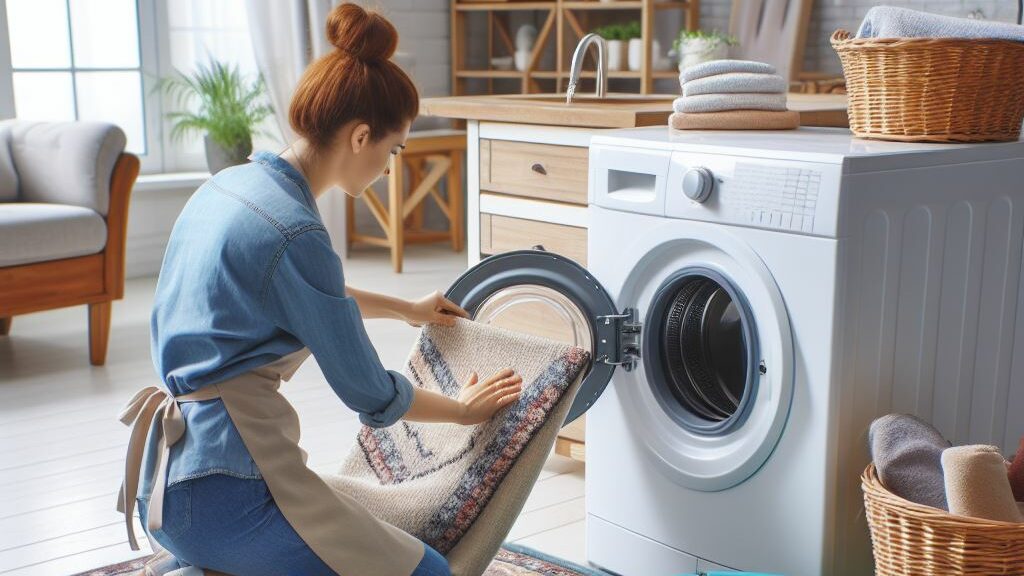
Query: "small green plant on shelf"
593 21 641 71
673 29 738 71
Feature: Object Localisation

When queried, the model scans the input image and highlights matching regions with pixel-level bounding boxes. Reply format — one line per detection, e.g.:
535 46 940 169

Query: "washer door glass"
445 249 619 425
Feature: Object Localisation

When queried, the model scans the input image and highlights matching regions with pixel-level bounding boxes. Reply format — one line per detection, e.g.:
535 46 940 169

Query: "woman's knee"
412 543 451 576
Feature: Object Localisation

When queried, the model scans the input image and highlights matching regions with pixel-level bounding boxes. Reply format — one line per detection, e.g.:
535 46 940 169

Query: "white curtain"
244 0 347 255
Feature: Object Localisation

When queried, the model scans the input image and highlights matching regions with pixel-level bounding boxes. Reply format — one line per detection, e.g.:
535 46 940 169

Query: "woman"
119 4 523 575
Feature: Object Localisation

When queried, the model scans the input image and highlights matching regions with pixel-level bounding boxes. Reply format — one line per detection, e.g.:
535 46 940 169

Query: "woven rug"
71 543 610 576
323 317 590 554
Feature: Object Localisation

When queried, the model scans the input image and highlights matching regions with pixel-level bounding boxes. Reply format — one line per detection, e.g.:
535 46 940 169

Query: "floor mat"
71 543 609 576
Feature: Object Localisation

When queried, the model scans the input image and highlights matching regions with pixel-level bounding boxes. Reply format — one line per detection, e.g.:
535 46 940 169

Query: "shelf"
560 1 691 9
456 70 527 78
455 2 555 11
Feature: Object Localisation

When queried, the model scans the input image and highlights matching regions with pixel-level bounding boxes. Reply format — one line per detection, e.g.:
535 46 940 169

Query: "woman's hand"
456 368 523 425
403 290 470 327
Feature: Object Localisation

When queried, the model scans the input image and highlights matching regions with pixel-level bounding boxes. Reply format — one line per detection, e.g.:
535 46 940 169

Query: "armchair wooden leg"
0 316 11 335
88 301 111 366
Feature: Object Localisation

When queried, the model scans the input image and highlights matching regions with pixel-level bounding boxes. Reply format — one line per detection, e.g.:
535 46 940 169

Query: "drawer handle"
531 163 547 176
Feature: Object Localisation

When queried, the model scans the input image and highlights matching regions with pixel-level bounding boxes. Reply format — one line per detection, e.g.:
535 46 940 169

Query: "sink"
492 94 674 105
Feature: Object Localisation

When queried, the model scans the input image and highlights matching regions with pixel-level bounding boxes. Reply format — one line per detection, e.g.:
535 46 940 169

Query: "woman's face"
334 120 411 196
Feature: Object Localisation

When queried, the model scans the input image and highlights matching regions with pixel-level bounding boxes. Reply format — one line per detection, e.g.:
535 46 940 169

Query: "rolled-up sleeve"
262 228 414 428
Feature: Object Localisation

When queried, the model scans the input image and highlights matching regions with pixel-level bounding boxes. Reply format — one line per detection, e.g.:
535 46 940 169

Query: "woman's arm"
344 286 410 320
402 368 523 425
346 286 470 326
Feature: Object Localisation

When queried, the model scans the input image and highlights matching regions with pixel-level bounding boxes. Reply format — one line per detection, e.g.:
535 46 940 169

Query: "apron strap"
115 384 222 550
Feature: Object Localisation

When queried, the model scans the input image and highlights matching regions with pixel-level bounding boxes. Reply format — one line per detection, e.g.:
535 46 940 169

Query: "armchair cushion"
0 203 107 267
7 121 126 216
0 121 18 203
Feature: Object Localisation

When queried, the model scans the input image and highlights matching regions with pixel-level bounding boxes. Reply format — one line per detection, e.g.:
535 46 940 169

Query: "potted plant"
593 23 628 71
622 21 648 72
673 29 738 72
158 58 274 174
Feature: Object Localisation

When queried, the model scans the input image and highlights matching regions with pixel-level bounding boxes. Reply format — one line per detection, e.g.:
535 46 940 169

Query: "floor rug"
70 543 610 576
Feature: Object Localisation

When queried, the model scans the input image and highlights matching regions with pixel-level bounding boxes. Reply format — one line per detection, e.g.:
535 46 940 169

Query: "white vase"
677 39 729 72
514 49 531 72
607 39 625 71
627 38 643 71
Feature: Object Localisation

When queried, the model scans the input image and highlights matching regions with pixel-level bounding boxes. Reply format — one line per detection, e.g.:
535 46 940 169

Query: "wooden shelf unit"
451 0 698 96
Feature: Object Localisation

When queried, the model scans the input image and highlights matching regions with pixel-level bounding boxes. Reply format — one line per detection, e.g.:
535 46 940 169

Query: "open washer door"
445 248 628 426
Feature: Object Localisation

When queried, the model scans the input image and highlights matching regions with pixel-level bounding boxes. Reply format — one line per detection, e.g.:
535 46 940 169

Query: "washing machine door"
444 248 623 426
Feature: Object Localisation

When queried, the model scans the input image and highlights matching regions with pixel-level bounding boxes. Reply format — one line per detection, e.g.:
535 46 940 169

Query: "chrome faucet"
566 33 608 104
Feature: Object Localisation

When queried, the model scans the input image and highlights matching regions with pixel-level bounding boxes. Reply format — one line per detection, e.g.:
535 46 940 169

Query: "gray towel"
682 72 787 97
857 6 1024 41
680 59 778 84
869 414 951 510
673 93 787 114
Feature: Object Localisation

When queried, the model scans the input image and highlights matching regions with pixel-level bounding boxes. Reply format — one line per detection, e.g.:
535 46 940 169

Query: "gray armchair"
0 120 139 365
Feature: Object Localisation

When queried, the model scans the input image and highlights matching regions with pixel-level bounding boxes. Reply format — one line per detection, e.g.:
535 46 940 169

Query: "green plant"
592 20 641 41
157 58 273 150
672 29 738 52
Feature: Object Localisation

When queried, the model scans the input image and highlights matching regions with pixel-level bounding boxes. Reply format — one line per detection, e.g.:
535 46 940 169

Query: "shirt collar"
249 150 322 220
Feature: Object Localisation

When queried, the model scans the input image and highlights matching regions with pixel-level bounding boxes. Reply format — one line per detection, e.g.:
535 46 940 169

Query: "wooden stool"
346 129 467 273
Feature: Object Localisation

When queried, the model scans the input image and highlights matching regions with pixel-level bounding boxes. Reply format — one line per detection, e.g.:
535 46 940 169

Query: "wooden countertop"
422 93 849 129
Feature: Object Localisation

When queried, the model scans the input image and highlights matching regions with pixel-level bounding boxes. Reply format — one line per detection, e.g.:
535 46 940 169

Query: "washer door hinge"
595 307 642 372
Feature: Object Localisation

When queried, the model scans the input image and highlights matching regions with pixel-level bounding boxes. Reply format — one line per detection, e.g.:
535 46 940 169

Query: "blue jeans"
137 473 451 576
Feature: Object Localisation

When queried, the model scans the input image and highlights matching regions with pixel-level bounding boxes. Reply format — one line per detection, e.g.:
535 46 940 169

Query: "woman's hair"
288 3 419 150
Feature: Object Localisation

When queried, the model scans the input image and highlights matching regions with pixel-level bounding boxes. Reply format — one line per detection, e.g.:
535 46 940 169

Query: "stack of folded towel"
671 60 800 131
870 413 1024 523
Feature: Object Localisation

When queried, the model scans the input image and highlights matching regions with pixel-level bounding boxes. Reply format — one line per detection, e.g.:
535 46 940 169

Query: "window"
3 0 147 154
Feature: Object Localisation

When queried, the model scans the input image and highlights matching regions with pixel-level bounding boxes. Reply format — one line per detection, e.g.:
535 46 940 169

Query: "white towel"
673 93 788 114
857 6 1024 41
683 72 787 97
680 59 777 84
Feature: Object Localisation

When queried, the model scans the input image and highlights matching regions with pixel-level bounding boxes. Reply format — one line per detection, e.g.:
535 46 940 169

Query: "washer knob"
682 166 715 203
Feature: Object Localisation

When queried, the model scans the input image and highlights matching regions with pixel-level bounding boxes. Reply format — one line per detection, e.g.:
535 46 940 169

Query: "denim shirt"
138 151 415 501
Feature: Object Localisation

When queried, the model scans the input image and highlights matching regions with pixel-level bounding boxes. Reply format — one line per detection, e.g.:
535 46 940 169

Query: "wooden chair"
346 129 467 273
0 122 139 366
729 0 846 93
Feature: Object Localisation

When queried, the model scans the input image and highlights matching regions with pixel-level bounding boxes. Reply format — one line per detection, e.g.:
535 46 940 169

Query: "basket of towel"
864 414 1024 575
831 6 1024 143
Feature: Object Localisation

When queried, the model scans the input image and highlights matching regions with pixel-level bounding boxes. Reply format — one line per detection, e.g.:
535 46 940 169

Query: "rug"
321 317 590 556
71 543 610 576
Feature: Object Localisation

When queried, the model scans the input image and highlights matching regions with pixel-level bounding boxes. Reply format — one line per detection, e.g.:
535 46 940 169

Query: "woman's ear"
350 123 371 153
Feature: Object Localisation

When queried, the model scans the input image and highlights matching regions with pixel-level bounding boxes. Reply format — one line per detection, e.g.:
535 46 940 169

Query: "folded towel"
1009 435 1024 502
942 445 1023 523
673 93 787 114
857 6 1024 41
869 414 950 510
682 72 787 97
669 110 799 131
680 59 778 84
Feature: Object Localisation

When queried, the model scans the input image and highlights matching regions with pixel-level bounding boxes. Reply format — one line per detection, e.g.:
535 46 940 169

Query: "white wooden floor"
0 245 587 576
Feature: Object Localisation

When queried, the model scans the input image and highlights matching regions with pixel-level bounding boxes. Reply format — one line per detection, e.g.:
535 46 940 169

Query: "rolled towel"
680 59 777 84
669 110 799 131
869 414 950 510
673 93 787 114
942 445 1023 523
682 72 787 97
857 6 1024 41
1009 435 1024 502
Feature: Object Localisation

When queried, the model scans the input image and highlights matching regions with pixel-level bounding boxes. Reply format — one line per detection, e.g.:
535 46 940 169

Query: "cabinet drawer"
479 139 589 205
480 213 587 266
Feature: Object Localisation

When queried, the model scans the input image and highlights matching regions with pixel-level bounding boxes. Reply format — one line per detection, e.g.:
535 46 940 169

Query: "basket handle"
831 29 854 45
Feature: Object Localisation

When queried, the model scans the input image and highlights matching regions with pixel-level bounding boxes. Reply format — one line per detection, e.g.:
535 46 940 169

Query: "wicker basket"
831 30 1024 142
862 464 1024 575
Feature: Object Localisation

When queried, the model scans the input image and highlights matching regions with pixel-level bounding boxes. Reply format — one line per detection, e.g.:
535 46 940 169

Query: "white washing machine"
441 127 1024 576
583 127 1024 576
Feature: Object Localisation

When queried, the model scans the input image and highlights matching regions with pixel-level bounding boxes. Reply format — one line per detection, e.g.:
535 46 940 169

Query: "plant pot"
204 133 252 175
607 39 625 71
627 38 643 71
677 39 730 72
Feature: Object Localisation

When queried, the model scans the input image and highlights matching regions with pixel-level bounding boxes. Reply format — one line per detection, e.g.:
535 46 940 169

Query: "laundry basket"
831 30 1024 142
862 463 1024 575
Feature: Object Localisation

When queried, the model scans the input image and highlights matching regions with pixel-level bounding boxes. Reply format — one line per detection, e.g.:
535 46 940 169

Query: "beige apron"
116 347 426 576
